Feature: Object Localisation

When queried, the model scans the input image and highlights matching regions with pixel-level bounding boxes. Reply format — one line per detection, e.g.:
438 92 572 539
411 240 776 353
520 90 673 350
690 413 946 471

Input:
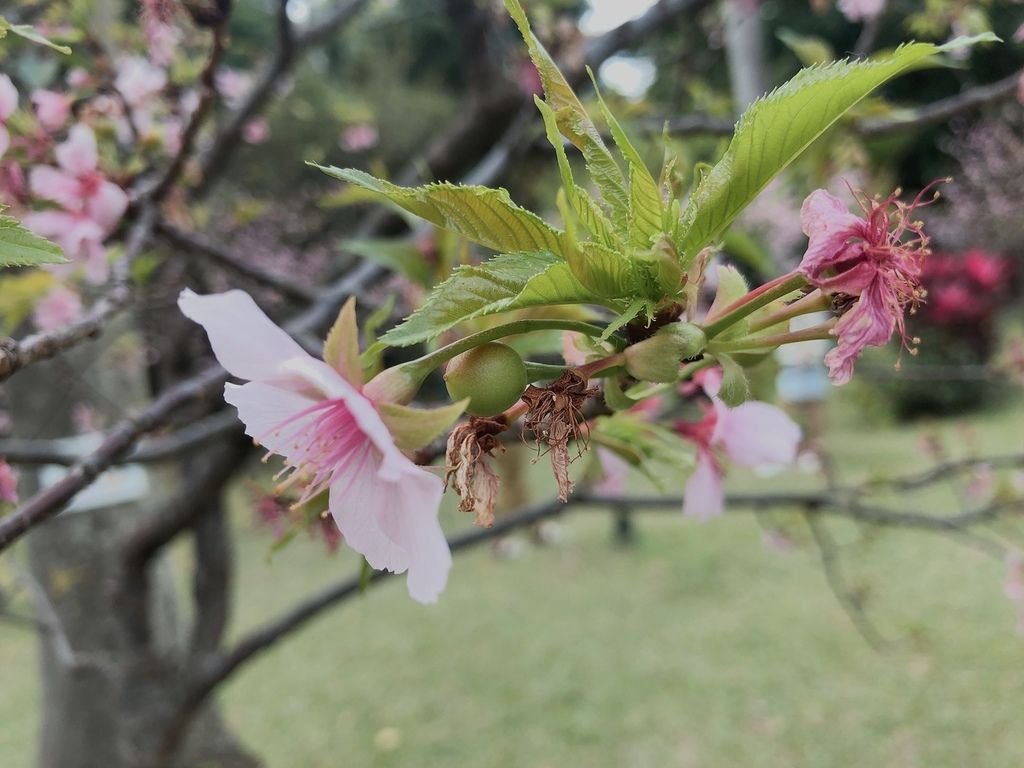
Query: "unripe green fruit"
444 342 528 417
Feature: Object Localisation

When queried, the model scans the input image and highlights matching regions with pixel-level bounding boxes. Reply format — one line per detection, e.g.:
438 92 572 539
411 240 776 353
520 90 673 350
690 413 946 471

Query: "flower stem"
700 272 808 340
574 352 625 379
401 318 620 378
707 320 836 353
747 289 830 332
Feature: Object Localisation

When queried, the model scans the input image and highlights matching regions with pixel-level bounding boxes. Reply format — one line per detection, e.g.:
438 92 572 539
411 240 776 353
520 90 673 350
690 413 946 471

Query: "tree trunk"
7 322 258 768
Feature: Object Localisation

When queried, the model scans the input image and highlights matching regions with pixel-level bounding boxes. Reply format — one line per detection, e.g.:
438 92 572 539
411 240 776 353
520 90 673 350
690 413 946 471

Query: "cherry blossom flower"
0 459 17 505
178 289 452 603
798 186 937 384
31 90 72 132
340 124 379 152
216 68 252 110
676 369 800 520
0 75 19 159
242 118 270 144
25 125 128 282
115 57 167 108
837 0 885 21
33 285 83 331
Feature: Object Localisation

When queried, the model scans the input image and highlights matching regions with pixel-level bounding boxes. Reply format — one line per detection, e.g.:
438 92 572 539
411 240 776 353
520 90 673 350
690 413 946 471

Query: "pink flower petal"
56 124 98 176
0 458 17 505
798 189 865 276
31 90 72 131
86 180 128 232
683 449 724 521
713 400 801 469
823 279 896 385
0 75 17 122
29 166 82 210
177 289 313 382
329 452 450 603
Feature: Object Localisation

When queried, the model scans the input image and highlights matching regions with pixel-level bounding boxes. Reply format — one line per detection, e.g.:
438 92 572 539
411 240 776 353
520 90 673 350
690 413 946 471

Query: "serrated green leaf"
505 0 629 225
0 211 66 268
536 97 622 251
677 36 997 261
345 238 434 287
587 72 664 247
0 17 72 54
314 164 567 256
378 399 469 451
572 241 638 298
382 252 612 347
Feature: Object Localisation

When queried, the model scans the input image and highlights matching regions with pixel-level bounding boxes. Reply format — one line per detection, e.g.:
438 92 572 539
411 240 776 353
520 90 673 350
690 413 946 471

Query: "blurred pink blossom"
115 57 167 107
0 75 19 159
593 447 630 496
676 368 801 520
179 288 452 603
31 90 72 132
242 118 269 144
216 68 252 110
798 186 935 384
25 125 128 282
837 0 885 21
0 458 17 505
340 123 379 152
33 285 83 331
66 68 93 90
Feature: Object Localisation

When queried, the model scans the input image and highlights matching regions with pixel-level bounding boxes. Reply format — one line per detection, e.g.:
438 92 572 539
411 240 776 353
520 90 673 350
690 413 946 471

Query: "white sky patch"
579 0 660 35
287 0 311 24
598 54 656 100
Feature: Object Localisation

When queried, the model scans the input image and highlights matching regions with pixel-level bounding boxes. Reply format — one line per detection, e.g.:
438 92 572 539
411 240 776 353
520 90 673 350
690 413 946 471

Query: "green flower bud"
624 322 707 383
444 342 528 417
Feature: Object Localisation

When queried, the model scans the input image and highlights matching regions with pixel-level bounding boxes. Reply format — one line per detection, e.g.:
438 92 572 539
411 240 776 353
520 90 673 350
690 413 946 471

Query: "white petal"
178 289 312 382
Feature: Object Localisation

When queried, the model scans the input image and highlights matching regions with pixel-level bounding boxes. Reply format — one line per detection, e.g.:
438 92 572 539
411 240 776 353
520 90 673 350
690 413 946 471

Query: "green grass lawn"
2 395 1023 767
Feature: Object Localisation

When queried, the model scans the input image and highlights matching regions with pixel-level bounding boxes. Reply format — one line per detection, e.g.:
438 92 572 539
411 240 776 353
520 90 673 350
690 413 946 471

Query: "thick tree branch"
0 204 157 383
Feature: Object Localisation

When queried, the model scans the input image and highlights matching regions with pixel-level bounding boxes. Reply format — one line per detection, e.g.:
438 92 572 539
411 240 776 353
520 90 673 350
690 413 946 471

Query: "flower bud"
363 364 427 405
444 342 527 417
624 322 707 383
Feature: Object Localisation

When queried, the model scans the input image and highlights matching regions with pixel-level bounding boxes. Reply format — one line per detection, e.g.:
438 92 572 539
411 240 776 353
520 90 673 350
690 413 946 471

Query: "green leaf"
0 17 72 54
676 35 998 261
572 241 638 298
504 0 629 224
344 238 434 287
587 71 664 247
314 165 567 256
323 297 363 386
0 210 66 268
382 252 611 347
536 98 622 251
378 399 469 451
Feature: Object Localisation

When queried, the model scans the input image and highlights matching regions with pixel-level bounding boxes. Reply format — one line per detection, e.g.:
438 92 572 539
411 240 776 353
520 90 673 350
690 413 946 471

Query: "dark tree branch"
155 222 318 303
0 204 157 383
805 513 888 651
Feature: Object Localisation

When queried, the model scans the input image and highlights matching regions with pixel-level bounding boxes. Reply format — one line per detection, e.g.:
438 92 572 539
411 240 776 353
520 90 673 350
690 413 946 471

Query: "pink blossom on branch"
837 0 885 22
178 289 452 604
24 125 128 282
33 285 83 331
31 90 72 132
675 369 801 520
0 458 17 505
797 185 938 384
0 75 19 159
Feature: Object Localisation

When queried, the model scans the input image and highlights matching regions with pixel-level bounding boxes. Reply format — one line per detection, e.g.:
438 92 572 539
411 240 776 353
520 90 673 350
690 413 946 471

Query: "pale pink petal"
0 458 17 504
683 449 724 521
697 366 724 398
86 180 128 232
224 381 320 461
823 279 896 385
0 75 17 122
177 289 313 382
594 447 630 495
80 238 110 284
33 285 82 331
114 57 167 107
713 399 801 470
798 189 866 275
275 355 409 474
29 165 82 209
562 331 588 366
838 0 885 21
328 450 450 603
56 124 98 176
31 90 72 131
0 126 8 159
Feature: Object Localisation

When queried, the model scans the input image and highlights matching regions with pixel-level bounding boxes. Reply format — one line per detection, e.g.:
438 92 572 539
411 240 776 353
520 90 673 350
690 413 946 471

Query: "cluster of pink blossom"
919 249 1010 327
675 368 801 520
